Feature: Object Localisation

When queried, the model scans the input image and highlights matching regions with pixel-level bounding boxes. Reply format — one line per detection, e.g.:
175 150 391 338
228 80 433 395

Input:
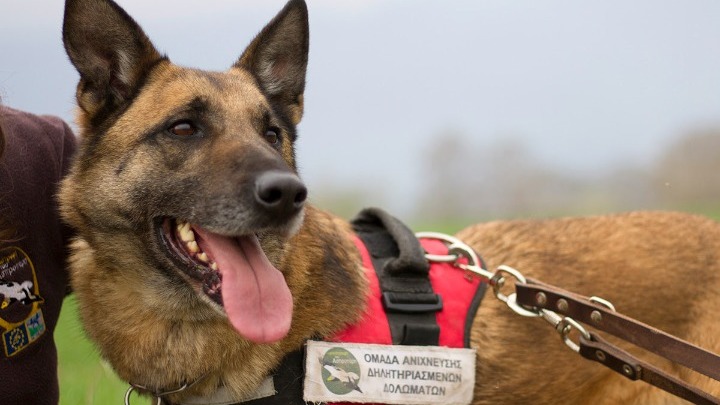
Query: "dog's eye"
264 128 280 145
168 121 197 137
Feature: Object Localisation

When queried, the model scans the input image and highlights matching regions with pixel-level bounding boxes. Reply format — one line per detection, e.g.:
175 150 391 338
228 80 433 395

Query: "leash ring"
589 296 616 312
126 381 190 405
506 293 542 317
492 265 528 304
125 386 161 405
416 231 494 279
558 317 591 353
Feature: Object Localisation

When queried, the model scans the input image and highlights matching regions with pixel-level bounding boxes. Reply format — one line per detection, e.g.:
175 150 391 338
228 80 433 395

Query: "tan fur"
457 212 720 404
60 0 720 403
66 206 367 399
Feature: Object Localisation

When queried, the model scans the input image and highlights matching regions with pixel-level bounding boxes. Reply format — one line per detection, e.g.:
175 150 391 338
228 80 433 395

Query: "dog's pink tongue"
193 228 293 343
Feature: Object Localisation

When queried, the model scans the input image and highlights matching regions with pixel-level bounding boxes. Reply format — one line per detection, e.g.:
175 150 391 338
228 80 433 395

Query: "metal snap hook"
491 265 528 304
558 317 591 353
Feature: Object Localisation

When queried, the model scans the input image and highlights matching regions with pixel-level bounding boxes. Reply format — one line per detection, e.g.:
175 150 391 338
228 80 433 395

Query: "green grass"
56 296 151 405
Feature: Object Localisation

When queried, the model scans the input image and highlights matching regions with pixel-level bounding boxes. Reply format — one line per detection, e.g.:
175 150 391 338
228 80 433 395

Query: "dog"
59 0 720 403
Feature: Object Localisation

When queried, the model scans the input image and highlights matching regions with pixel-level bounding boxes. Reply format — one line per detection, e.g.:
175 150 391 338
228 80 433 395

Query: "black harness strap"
351 207 442 346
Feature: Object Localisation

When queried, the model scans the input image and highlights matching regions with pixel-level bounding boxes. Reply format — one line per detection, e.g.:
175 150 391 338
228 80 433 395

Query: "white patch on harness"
179 377 275 405
304 341 475 405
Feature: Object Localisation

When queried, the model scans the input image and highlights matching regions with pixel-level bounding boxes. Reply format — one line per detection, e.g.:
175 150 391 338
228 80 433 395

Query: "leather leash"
580 332 718 405
417 233 720 404
515 278 720 404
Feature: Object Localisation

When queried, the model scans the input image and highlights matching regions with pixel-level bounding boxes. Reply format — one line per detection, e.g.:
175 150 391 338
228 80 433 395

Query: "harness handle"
352 208 441 345
352 207 429 275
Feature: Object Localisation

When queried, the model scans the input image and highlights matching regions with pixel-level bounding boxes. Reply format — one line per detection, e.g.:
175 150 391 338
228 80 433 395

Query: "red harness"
232 209 487 405
323 236 485 405
332 236 485 347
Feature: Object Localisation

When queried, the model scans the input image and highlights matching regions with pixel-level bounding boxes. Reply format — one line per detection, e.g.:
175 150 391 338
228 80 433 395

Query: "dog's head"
61 0 309 343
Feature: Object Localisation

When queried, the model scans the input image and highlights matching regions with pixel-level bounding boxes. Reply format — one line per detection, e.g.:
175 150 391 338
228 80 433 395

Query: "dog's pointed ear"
235 0 309 125
63 0 163 120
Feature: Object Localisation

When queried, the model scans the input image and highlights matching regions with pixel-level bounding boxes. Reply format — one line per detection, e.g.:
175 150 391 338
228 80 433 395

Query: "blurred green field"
57 296 151 405
55 209 719 403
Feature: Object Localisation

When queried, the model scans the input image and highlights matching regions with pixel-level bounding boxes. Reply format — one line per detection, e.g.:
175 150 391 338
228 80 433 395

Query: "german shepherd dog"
60 0 720 403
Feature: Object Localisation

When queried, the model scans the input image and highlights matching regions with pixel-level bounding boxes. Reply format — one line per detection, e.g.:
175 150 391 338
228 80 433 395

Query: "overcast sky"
2 0 719 214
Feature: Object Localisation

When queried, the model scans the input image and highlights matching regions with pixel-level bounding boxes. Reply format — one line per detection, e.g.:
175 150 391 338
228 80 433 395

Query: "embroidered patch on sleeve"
304 341 476 405
3 308 46 357
0 247 46 357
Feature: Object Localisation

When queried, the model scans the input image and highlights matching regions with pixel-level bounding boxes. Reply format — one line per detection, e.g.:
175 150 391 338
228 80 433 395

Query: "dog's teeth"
197 252 209 263
187 241 199 253
210 262 218 271
179 225 195 243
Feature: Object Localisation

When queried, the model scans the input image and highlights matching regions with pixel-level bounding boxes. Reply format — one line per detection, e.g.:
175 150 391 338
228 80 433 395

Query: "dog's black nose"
254 171 307 217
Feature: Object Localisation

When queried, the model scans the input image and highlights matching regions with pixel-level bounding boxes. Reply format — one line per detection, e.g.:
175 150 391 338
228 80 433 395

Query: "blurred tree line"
309 127 720 226
415 127 720 222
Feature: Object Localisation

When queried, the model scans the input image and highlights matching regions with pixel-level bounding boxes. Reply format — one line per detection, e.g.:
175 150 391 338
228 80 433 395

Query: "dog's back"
458 211 720 403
